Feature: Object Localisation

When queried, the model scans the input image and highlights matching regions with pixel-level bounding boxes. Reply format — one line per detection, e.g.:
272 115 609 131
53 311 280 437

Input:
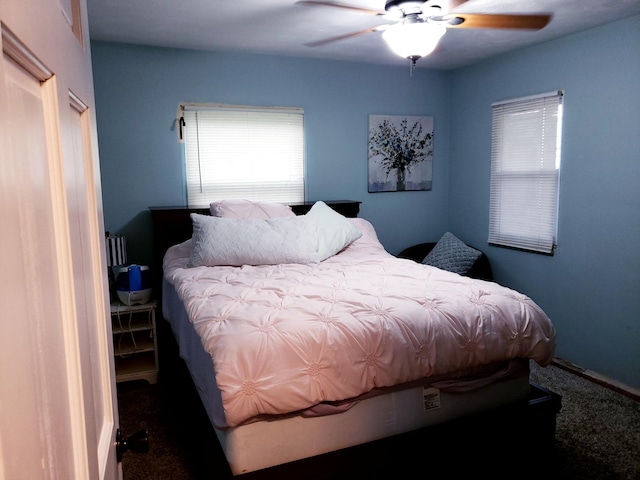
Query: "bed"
152 200 557 477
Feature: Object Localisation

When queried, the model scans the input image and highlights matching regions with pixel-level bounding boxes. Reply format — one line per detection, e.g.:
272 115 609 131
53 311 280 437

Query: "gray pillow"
187 214 320 267
422 232 482 275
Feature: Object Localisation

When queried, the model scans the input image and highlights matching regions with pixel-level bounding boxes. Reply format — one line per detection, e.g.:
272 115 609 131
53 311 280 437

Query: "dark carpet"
117 343 640 480
528 362 640 479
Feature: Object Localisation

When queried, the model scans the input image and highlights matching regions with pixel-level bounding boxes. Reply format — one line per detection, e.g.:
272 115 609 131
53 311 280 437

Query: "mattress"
163 217 555 429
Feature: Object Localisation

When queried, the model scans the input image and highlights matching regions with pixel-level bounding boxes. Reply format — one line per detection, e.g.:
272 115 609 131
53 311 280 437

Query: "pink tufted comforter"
163 218 555 428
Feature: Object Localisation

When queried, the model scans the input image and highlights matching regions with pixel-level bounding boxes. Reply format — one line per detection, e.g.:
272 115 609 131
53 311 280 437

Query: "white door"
0 0 120 479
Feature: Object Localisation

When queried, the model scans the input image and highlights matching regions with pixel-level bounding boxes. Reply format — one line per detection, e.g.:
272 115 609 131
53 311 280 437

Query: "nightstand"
110 300 159 384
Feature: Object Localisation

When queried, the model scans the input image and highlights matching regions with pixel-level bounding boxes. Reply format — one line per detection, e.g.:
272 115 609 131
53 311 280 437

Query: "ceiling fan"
296 1 552 69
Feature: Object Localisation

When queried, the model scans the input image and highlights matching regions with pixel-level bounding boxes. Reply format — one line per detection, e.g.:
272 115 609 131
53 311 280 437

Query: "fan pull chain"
410 58 417 77
407 55 421 77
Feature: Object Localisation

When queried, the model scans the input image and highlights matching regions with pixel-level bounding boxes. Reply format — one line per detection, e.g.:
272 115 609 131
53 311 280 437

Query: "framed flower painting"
368 114 434 192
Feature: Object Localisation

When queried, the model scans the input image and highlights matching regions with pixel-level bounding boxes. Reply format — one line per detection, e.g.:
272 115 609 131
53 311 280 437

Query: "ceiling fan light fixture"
382 22 446 61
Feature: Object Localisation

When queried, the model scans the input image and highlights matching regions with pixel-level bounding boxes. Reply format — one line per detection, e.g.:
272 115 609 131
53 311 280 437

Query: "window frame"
488 91 564 255
179 102 305 207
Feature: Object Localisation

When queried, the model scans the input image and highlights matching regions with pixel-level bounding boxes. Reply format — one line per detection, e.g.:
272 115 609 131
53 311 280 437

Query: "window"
488 91 563 254
181 103 305 206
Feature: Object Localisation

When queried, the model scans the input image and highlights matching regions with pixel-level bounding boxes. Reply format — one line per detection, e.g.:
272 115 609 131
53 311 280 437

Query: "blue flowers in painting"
368 117 433 191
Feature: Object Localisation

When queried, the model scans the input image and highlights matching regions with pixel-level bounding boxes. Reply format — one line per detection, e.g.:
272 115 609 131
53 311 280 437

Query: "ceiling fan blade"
447 0 471 10
295 1 385 16
304 26 384 47
443 13 552 30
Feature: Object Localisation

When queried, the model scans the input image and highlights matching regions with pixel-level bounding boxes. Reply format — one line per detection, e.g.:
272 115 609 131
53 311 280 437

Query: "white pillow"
187 214 319 267
210 199 295 219
305 201 362 261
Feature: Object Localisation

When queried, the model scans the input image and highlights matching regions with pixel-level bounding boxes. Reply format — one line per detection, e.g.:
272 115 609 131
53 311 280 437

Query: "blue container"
128 265 142 291
116 265 152 305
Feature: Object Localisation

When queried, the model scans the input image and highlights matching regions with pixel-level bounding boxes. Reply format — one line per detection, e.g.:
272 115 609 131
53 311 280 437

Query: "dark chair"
397 242 493 282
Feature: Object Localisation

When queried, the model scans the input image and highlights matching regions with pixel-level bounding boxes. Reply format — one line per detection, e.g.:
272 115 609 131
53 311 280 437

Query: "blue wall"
449 16 640 388
92 15 639 388
91 43 451 265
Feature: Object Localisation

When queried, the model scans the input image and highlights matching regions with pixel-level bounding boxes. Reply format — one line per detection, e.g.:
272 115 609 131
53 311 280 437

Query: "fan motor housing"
385 0 426 14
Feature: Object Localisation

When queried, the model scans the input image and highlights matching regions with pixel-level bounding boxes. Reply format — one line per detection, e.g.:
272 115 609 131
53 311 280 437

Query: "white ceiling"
86 0 640 70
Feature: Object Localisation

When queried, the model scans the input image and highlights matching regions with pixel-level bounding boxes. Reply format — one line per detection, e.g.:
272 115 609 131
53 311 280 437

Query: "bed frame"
149 200 562 478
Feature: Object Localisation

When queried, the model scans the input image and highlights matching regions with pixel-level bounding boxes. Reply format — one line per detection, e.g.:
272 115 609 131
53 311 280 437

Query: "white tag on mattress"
422 387 441 411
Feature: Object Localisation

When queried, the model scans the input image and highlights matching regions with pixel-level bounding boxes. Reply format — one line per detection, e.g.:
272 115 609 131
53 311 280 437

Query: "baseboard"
551 357 640 402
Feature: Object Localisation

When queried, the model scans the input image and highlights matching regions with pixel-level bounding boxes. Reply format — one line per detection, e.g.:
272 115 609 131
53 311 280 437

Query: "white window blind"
488 91 563 254
182 104 305 206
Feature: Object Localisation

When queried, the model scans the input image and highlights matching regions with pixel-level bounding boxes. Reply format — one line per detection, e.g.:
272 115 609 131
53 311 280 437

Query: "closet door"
0 1 119 478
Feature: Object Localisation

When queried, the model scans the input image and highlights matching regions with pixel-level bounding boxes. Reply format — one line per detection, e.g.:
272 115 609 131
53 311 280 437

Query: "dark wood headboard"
149 200 361 293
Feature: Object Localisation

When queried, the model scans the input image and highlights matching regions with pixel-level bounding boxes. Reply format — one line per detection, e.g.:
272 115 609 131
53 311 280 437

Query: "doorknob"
116 428 149 462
